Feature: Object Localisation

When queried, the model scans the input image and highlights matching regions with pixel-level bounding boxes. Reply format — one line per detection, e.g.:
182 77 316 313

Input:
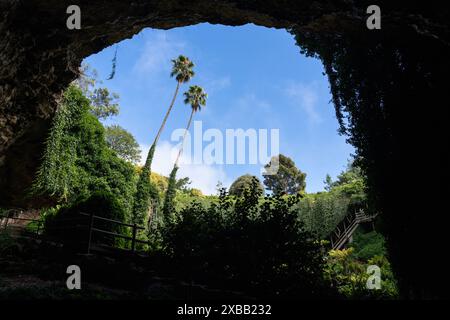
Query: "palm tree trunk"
174 108 195 167
142 80 181 171
153 80 181 146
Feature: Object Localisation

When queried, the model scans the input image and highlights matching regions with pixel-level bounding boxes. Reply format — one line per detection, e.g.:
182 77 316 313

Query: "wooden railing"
0 211 150 254
77 212 149 254
328 209 378 250
0 215 44 234
2 208 378 253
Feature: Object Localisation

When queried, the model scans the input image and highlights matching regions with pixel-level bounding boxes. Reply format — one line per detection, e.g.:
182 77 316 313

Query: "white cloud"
133 31 186 76
140 141 230 195
285 82 322 123
236 93 271 113
204 76 231 94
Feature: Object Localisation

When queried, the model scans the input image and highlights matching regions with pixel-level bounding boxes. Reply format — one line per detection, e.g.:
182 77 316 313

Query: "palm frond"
183 85 207 113
171 55 195 83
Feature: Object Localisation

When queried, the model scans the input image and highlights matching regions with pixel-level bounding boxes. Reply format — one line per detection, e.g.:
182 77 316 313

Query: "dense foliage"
263 154 306 195
351 229 387 261
88 87 120 120
324 248 398 299
159 181 335 298
229 174 264 197
296 192 349 239
75 64 120 120
162 166 178 223
131 164 158 225
291 15 450 297
296 162 367 238
105 125 141 164
32 85 136 216
43 191 129 249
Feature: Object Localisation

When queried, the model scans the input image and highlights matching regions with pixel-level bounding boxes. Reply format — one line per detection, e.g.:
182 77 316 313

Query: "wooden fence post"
131 224 137 253
87 212 94 254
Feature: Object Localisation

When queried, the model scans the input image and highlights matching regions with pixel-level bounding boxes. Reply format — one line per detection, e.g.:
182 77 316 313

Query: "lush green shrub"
162 166 178 223
323 227 397 299
296 191 349 238
132 144 157 227
296 163 369 239
160 181 334 298
229 174 264 197
0 232 17 256
132 166 159 225
324 248 398 299
351 229 386 260
174 192 216 211
33 85 137 222
44 191 129 249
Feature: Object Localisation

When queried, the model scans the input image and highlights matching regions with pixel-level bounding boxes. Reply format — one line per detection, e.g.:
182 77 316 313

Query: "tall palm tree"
133 55 194 226
143 55 195 171
174 85 207 167
163 86 207 220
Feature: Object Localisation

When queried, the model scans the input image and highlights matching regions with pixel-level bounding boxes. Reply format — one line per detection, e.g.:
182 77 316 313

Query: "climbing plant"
32 85 136 219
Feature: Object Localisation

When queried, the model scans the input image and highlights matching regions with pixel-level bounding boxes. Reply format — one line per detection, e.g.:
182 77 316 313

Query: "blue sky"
83 23 354 194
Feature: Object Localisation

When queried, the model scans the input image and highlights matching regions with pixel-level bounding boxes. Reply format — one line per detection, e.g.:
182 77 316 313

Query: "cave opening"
1 1 449 299
81 23 354 195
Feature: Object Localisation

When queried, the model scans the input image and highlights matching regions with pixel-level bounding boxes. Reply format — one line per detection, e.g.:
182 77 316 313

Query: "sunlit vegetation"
32 85 136 213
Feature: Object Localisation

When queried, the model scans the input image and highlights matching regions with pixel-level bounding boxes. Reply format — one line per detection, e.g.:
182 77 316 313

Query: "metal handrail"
1 211 150 254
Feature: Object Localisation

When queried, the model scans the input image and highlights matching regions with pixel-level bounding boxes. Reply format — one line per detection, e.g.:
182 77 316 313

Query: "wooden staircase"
328 209 378 250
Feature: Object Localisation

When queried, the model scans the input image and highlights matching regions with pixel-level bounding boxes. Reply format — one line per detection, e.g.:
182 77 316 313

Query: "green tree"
175 177 191 191
332 162 365 187
74 63 120 120
75 63 97 93
324 174 333 191
162 166 178 223
296 192 349 238
150 172 169 193
262 154 306 195
327 161 367 210
229 174 264 197
89 87 120 119
133 55 195 226
297 162 369 239
32 85 136 217
105 125 141 164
